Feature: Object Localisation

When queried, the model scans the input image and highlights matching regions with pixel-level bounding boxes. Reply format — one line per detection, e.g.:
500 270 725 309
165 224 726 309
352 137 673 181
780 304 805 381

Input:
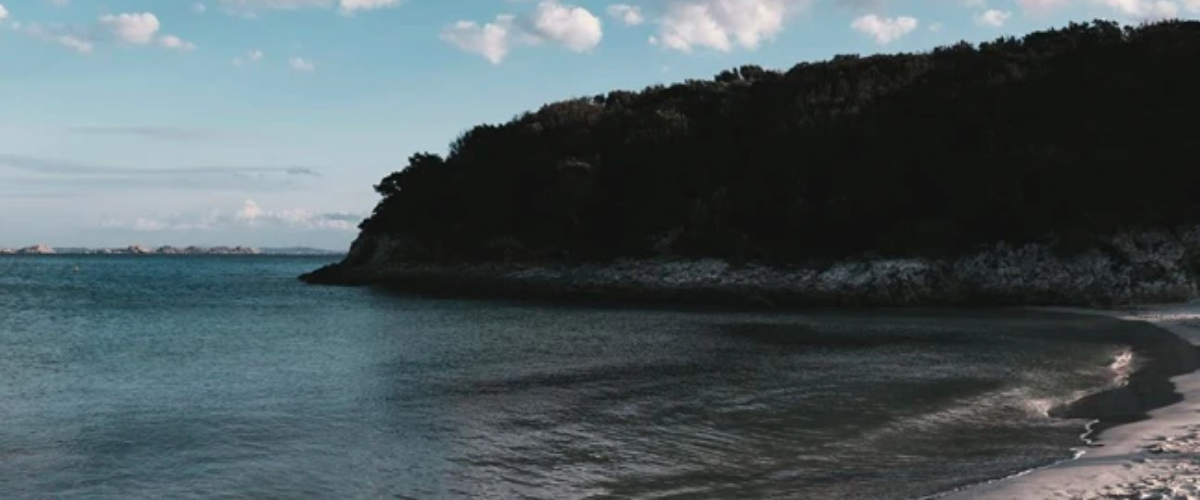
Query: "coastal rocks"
16 244 55 255
206 246 261 255
87 245 262 255
344 232 411 267
118 245 154 255
2 244 334 256
949 235 1195 306
302 226 1200 307
1 245 340 256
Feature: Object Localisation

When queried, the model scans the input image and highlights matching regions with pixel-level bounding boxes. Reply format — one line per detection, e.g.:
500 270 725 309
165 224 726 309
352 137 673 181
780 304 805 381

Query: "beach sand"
944 302 1200 500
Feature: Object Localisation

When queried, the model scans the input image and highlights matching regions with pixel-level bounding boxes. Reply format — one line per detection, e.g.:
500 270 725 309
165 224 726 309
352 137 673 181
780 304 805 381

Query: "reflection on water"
0 256 1128 499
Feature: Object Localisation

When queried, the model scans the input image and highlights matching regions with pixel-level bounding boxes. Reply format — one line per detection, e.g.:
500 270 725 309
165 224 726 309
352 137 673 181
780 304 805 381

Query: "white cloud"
441 16 517 64
1014 0 1178 18
57 35 93 52
216 0 401 14
20 23 95 53
233 49 264 66
194 3 208 13
928 22 943 32
339 0 400 15
1187 0 1200 12
99 12 161 44
850 14 918 44
29 12 197 53
104 200 363 232
217 0 334 10
235 199 263 221
441 1 601 64
289 56 316 72
526 0 603 52
1014 0 1073 14
975 9 1012 26
607 4 644 26
0 4 8 23
1093 0 1178 19
654 0 809 53
158 35 197 51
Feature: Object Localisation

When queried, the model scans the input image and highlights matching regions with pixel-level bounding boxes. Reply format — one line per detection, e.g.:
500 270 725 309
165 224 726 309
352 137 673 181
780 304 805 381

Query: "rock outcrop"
301 227 1200 307
16 244 55 255
83 245 262 255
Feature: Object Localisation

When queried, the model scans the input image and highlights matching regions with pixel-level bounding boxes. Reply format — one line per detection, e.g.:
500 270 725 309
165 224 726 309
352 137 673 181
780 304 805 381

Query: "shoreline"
301 227 1200 308
940 303 1200 500
338 285 1200 499
299 256 1196 309
315 264 1200 499
303 229 1200 499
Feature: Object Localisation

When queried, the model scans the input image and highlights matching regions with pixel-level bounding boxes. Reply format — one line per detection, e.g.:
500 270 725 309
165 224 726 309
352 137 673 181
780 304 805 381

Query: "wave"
915 348 1136 499
929 310 1200 499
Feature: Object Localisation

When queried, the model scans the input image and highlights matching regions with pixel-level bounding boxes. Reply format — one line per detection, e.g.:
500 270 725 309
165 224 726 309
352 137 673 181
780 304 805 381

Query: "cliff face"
300 227 1200 307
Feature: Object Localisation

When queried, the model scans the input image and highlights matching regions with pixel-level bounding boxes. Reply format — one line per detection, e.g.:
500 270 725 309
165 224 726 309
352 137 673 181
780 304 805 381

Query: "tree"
354 20 1200 264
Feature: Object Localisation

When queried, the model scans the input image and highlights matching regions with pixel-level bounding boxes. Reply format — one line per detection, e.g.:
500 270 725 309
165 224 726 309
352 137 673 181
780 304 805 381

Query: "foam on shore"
941 302 1200 500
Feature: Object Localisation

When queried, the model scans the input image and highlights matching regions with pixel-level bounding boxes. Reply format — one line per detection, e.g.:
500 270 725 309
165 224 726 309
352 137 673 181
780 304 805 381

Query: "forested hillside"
358 20 1200 265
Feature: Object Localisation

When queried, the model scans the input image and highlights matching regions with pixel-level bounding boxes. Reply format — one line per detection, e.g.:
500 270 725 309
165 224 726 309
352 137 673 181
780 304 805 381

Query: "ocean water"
0 256 1133 499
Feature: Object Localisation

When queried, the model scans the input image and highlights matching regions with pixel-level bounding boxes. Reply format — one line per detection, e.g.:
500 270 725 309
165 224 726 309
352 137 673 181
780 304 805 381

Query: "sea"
0 255 1140 499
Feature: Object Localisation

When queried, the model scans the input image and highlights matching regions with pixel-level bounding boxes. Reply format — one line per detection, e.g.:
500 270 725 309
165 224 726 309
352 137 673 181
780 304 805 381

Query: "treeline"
359 20 1200 264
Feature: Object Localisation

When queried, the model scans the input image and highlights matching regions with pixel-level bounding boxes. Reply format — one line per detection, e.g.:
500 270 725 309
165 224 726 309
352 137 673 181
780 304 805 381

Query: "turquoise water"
0 256 1128 499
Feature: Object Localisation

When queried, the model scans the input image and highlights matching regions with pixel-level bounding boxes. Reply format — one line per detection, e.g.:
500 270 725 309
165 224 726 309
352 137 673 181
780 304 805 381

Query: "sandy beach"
944 302 1200 500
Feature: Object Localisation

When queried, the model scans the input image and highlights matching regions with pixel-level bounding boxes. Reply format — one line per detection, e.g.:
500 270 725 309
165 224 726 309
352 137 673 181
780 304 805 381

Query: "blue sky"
0 0 1193 250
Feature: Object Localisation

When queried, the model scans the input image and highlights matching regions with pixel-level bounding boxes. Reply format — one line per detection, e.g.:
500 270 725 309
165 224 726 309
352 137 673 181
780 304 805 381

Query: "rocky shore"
301 227 1200 307
0 244 56 255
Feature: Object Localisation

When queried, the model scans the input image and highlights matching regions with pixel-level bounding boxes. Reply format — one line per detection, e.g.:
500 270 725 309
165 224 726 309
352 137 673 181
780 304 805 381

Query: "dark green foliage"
359 20 1200 263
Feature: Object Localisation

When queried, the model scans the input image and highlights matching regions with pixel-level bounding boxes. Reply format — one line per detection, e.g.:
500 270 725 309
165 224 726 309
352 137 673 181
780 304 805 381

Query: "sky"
0 0 1195 250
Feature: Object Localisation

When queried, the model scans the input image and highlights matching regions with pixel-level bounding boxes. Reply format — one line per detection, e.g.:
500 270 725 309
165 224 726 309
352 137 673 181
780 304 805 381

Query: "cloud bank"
650 0 810 53
100 200 363 232
0 154 323 194
67 126 252 143
851 13 918 44
441 0 603 64
215 0 402 15
17 11 196 54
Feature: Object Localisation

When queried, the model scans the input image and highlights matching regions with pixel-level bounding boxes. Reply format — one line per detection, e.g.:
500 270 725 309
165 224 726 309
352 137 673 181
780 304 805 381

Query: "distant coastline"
1 244 344 256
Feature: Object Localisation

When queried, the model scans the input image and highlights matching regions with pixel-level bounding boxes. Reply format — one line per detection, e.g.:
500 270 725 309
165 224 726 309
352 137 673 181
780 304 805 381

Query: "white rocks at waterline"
0 245 269 255
316 226 1200 306
16 244 55 255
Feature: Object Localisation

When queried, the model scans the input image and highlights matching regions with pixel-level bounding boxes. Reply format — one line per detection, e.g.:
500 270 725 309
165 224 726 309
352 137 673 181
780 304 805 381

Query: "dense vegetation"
360 20 1200 265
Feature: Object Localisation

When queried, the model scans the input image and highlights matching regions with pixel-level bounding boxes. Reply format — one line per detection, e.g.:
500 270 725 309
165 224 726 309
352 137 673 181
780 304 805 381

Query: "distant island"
302 20 1200 307
1 245 344 256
